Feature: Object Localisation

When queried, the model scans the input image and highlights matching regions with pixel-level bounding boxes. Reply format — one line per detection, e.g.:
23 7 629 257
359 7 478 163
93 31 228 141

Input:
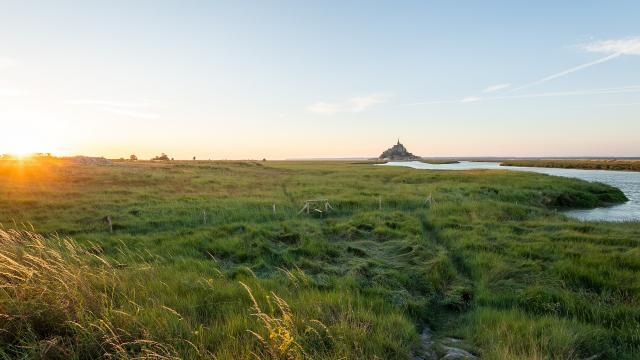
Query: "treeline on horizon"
3 153 640 169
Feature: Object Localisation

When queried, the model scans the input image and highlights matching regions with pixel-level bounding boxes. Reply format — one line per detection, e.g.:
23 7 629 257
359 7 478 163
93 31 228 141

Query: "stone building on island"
378 140 421 161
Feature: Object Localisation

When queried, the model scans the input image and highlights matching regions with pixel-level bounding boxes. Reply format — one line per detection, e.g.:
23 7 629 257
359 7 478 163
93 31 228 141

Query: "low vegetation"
501 159 640 172
0 159 638 359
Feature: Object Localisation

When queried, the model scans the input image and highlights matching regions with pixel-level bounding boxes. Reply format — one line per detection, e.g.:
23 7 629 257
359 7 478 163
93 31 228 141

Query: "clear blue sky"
1 1 639 159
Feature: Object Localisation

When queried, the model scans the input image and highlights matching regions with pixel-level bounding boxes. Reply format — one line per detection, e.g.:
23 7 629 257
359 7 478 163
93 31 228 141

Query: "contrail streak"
508 53 622 93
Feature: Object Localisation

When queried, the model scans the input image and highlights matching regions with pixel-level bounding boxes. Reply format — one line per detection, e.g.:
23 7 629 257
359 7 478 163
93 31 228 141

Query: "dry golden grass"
241 282 333 360
0 229 182 359
0 228 335 359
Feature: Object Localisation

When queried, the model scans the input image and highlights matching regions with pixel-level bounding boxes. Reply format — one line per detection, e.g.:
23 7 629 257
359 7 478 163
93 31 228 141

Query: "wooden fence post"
106 215 113 233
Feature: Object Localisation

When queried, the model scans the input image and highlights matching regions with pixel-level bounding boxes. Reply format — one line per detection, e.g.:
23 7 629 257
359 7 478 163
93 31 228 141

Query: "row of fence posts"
103 193 434 233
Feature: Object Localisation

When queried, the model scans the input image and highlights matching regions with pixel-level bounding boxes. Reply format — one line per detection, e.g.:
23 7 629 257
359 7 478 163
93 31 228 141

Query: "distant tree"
130 154 138 161
171 158 174 161
262 158 267 162
32 153 56 160
193 156 196 161
152 153 170 161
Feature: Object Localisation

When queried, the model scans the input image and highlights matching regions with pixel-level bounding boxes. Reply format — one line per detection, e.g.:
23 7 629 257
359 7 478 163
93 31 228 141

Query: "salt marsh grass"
0 159 638 358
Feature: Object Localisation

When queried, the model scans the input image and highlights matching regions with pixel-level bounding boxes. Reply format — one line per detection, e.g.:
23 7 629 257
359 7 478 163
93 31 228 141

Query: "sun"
0 137 59 159
10 146 36 159
0 110 68 159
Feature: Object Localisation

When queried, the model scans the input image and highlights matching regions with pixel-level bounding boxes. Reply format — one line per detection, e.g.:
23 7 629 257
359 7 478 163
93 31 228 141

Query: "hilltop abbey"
378 140 420 160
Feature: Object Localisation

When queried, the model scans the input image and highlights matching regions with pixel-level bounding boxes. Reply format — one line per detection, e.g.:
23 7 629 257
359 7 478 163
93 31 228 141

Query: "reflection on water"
382 161 640 222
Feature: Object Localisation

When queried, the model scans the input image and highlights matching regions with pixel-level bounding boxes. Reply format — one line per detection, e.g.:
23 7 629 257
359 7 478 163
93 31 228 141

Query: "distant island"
379 140 421 161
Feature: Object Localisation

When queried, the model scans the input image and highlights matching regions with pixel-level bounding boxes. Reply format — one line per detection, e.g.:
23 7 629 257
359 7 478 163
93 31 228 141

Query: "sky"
1 0 639 159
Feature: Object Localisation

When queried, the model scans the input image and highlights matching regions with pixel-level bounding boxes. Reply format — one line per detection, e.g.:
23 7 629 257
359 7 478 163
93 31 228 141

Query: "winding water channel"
383 161 640 222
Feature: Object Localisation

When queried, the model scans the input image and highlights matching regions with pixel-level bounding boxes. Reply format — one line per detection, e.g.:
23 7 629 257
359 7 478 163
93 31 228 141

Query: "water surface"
382 161 640 222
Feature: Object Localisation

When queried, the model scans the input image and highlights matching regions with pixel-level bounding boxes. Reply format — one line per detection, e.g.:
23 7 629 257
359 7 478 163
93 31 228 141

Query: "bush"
152 153 170 161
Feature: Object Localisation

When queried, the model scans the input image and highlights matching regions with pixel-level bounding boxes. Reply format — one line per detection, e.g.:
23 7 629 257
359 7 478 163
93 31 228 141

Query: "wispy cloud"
508 36 640 93
461 96 481 103
508 53 622 93
66 98 160 119
483 83 511 93
417 37 640 107
582 37 640 56
308 93 390 115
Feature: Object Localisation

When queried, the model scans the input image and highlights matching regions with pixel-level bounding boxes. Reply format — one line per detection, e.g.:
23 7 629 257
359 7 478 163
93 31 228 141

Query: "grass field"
501 159 640 172
0 159 638 359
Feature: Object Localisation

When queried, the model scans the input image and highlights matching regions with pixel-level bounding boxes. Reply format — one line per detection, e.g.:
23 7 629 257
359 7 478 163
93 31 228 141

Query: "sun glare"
11 147 36 159
0 123 62 159
1 140 59 159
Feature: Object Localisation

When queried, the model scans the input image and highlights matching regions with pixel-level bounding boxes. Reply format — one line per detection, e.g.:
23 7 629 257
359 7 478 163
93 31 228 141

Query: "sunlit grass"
0 159 638 358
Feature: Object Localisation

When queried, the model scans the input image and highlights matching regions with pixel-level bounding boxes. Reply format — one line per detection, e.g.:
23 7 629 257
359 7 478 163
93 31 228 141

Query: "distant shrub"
152 153 170 161
129 154 138 161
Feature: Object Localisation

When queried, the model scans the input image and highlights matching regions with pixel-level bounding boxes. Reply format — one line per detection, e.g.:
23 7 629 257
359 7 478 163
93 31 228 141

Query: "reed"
0 229 182 359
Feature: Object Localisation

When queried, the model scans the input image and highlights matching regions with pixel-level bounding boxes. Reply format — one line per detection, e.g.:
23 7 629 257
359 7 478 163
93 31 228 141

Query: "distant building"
378 139 420 160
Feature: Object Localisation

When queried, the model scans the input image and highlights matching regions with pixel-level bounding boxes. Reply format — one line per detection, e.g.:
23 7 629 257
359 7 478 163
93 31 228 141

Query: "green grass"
0 159 638 359
501 159 640 172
